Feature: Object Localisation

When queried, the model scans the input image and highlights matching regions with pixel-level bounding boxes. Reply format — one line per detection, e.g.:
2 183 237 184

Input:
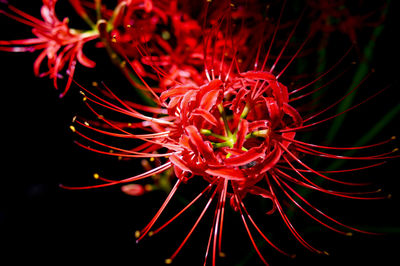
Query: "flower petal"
224 145 266 167
205 167 245 180
190 108 218 127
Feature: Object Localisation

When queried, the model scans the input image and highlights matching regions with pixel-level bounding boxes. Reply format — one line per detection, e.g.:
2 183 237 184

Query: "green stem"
95 0 102 21
325 4 389 144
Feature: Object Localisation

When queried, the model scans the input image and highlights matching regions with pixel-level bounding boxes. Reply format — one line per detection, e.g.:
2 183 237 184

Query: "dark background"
0 1 399 265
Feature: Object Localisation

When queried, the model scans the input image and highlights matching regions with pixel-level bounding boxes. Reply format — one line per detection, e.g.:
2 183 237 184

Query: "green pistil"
211 134 237 149
200 129 228 141
241 104 250 119
201 128 237 149
225 135 237 148
201 104 253 150
245 129 269 139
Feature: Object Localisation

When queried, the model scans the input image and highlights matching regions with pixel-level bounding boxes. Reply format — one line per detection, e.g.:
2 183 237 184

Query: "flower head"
60 1 399 264
0 0 98 97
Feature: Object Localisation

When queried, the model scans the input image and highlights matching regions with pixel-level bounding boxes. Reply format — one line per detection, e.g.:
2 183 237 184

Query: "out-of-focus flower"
307 0 387 45
0 0 99 97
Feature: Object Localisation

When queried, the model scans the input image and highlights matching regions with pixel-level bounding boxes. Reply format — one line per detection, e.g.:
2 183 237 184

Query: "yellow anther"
392 148 398 152
82 96 87 102
84 121 90 127
323 251 330 256
144 184 153 191
72 116 77 122
391 136 396 140
165 258 172 264
69 125 76 132
346 232 353 236
219 252 226 257
98 115 104 120
200 129 212 135
120 61 127 68
92 81 98 87
135 230 140 238
161 30 171 40
150 157 155 162
148 231 154 237
93 173 100 179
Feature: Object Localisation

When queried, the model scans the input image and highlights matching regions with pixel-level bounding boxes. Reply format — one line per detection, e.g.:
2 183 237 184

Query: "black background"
0 1 399 265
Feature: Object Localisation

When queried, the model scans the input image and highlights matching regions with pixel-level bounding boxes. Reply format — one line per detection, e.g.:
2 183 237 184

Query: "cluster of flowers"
1 0 396 265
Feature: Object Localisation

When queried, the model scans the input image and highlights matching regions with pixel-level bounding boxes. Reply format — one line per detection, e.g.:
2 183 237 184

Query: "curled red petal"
283 103 303 126
190 108 219 127
234 119 248 149
205 168 244 180
76 43 96 68
199 89 221 111
224 145 266 167
270 80 289 106
246 186 276 214
248 120 269 131
265 97 281 126
241 70 276 81
160 84 198 102
169 153 192 172
260 145 282 174
185 125 218 163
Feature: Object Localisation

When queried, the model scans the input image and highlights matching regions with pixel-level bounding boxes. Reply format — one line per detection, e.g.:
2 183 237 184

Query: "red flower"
59 0 397 265
308 0 387 45
0 0 98 97
65 68 395 264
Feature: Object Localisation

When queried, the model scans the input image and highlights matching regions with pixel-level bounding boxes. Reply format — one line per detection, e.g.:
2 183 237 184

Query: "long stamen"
136 179 182 242
166 186 218 264
150 184 213 237
233 186 270 265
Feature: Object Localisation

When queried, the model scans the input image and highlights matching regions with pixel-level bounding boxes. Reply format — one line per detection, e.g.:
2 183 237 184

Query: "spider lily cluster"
1 0 397 265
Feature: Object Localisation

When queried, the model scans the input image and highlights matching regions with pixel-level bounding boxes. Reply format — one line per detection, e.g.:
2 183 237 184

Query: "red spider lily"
97 0 208 90
59 1 398 265
65 74 395 264
307 0 387 45
0 0 99 97
97 0 273 92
